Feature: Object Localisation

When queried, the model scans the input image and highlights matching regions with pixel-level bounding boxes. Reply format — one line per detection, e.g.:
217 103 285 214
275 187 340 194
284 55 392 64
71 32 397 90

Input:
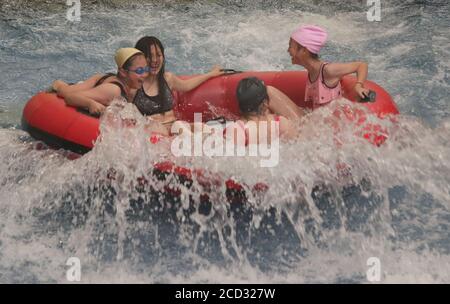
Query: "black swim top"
94 73 128 100
132 77 174 116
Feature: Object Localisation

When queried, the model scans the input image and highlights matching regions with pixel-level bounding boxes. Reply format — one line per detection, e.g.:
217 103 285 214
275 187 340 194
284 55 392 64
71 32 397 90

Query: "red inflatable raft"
22 71 399 193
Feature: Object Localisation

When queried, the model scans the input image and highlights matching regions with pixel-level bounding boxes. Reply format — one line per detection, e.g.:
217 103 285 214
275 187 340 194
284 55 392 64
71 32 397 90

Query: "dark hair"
135 36 168 102
236 77 268 116
122 52 144 71
310 52 319 60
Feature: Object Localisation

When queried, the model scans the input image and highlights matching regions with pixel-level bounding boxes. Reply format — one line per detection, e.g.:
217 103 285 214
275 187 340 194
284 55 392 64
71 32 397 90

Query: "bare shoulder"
266 85 278 94
322 62 347 84
87 73 105 82
94 82 122 96
324 62 362 74
164 71 174 81
323 62 338 73
164 72 176 88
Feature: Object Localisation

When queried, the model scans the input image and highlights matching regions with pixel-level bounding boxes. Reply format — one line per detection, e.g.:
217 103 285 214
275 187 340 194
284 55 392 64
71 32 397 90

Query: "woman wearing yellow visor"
52 48 149 115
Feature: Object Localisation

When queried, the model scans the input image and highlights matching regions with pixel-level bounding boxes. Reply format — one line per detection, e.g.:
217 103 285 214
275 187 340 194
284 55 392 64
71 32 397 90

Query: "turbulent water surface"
0 0 449 283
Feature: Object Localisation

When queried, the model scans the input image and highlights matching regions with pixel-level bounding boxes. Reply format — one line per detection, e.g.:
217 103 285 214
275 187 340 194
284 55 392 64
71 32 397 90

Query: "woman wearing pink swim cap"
288 25 370 108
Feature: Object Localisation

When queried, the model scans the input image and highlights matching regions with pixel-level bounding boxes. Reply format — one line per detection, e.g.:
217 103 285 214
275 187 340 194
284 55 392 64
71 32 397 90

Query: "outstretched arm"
62 83 122 115
165 65 225 92
324 62 370 98
53 74 104 96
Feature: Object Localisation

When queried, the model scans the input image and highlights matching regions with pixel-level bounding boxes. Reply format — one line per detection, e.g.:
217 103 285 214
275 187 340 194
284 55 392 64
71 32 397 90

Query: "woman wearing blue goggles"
127 66 151 75
52 48 149 116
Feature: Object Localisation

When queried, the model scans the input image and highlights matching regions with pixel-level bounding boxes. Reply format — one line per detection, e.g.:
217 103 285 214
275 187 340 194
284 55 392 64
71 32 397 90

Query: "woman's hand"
87 100 106 115
52 80 68 92
354 83 370 99
208 65 225 78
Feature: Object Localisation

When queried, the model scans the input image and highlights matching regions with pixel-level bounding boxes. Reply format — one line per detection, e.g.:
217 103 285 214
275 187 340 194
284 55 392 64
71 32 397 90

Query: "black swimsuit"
94 73 128 100
132 77 173 116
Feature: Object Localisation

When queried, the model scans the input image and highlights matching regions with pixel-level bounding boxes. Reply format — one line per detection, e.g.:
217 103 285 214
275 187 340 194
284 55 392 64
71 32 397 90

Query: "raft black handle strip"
358 90 377 103
220 69 243 75
76 107 100 118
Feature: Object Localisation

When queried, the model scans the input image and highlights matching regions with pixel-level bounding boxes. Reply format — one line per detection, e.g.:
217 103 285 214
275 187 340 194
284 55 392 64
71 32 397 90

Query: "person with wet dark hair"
225 77 297 145
236 77 270 117
52 48 149 115
134 36 224 124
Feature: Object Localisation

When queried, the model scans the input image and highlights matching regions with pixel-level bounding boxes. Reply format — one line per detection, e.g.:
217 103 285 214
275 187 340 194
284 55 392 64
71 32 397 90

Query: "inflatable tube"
22 71 399 194
22 92 99 154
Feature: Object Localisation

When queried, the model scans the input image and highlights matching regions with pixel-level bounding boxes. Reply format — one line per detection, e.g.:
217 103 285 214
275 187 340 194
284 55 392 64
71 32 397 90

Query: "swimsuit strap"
94 73 116 87
321 63 340 89
94 73 128 100
109 81 128 100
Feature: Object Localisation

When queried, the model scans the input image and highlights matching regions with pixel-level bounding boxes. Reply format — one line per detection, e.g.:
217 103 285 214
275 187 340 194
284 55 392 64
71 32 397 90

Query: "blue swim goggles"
127 66 150 75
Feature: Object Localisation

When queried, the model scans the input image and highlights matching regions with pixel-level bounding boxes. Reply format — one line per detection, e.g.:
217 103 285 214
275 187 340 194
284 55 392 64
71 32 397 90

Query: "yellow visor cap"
115 48 143 68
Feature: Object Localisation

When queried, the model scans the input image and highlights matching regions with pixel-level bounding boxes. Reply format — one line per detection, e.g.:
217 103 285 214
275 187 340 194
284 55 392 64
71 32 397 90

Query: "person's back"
228 77 297 145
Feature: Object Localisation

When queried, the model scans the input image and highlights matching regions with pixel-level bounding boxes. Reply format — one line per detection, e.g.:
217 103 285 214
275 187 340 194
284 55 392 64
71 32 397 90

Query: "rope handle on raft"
358 90 377 103
220 69 243 75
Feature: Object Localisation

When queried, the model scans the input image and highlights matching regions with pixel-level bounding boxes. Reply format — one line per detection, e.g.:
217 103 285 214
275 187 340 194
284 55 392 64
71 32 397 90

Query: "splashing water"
0 0 449 283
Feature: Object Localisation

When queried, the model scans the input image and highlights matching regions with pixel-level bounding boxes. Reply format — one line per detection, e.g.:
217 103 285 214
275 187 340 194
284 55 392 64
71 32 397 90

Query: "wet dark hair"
135 36 168 102
236 77 268 116
122 52 144 71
